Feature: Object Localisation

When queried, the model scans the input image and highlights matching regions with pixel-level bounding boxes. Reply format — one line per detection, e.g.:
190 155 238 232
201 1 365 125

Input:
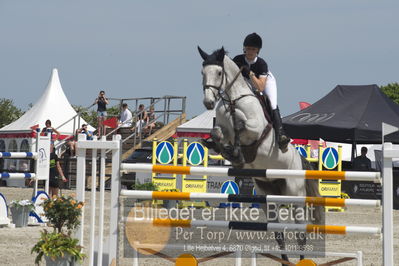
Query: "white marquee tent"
175 109 215 138
0 68 92 156
1 68 91 136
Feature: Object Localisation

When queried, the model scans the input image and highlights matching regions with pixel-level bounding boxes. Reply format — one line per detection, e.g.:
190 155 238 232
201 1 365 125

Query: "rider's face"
244 46 259 60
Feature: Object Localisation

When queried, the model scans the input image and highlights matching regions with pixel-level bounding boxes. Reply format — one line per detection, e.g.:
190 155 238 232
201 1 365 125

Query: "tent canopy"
175 109 215 138
0 68 92 137
283 84 399 144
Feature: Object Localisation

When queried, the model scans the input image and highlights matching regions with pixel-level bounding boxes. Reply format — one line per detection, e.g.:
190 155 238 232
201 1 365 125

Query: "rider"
233 32 290 150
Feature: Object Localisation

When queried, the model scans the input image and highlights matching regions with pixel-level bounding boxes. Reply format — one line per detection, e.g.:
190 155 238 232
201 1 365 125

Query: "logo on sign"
289 112 335 123
295 146 307 158
39 148 47 164
156 141 174 164
322 147 339 169
186 142 205 165
220 181 239 195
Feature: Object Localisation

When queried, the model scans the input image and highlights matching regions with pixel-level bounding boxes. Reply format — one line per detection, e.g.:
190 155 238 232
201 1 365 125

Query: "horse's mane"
202 47 229 67
212 48 229 56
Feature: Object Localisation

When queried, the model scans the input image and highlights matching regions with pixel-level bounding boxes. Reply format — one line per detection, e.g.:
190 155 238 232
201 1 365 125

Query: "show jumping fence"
0 135 50 194
75 123 396 266
0 135 51 226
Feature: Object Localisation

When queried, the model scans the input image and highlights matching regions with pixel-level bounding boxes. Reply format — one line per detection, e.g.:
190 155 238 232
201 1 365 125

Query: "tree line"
1 83 399 129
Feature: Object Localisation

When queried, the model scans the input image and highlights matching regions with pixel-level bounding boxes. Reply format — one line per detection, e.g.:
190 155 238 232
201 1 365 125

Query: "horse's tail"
302 157 324 224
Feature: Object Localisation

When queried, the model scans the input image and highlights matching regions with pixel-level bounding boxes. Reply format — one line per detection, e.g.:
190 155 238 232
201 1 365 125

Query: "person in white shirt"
119 103 133 128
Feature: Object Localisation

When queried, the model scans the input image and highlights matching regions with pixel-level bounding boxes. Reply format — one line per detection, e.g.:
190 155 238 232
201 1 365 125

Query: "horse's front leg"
202 125 235 156
201 126 225 153
233 110 262 144
243 117 264 141
205 125 245 168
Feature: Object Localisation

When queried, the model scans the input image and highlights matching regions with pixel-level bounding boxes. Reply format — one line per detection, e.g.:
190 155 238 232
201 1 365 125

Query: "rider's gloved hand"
241 66 250 79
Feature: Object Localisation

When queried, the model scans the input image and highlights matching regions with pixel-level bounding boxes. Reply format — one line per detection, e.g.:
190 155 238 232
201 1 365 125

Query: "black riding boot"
272 107 290 151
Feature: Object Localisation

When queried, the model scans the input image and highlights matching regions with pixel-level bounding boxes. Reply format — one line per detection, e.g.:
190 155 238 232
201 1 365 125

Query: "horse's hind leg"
273 231 289 266
294 215 307 261
255 179 290 266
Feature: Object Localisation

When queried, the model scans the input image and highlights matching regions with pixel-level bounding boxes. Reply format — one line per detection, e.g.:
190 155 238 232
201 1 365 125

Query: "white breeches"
265 72 277 110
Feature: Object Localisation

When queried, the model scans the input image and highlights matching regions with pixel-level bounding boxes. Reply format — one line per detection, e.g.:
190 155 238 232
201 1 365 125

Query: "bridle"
203 64 252 104
202 64 226 103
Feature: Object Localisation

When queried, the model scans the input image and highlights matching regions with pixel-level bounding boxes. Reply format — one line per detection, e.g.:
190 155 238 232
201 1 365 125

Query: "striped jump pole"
121 163 381 182
0 152 38 159
132 242 363 266
121 190 381 208
127 218 381 235
0 173 36 179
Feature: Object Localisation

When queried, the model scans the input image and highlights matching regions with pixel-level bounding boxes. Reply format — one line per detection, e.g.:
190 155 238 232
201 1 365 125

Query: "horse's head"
198 46 226 110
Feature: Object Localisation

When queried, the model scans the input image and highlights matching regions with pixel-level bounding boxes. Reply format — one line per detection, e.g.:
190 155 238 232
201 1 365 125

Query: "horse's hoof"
201 138 216 149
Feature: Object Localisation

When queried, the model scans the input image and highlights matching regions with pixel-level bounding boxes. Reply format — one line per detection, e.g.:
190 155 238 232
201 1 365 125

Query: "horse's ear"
198 46 209 61
216 47 225 62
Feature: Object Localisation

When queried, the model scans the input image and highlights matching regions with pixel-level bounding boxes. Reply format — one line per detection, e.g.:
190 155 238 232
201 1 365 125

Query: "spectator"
119 103 133 128
49 144 67 197
76 124 93 140
20 162 29 172
40 119 60 144
136 104 147 133
145 106 156 135
352 146 372 171
94 90 109 137
67 124 93 157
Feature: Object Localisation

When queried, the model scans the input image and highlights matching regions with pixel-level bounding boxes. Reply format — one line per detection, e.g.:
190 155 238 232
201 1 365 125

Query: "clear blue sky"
1 0 398 119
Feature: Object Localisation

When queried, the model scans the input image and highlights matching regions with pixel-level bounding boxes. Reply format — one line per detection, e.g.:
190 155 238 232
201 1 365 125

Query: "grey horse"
198 47 323 265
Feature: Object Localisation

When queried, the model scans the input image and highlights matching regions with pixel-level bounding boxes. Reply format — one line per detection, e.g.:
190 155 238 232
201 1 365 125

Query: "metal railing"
105 96 186 153
107 95 186 124
53 103 96 153
51 96 185 155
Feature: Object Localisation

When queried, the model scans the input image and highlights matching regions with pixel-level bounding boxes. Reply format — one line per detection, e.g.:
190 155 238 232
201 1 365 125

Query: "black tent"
283 84 399 144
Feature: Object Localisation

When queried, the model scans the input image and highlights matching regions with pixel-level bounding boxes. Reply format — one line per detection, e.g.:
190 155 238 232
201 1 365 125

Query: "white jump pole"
382 143 395 266
382 123 396 266
88 138 97 266
97 138 106 266
76 134 87 247
35 129 40 196
109 134 121 266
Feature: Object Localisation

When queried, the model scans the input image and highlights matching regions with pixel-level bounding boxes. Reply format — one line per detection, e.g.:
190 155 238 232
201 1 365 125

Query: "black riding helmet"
243 33 262 49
